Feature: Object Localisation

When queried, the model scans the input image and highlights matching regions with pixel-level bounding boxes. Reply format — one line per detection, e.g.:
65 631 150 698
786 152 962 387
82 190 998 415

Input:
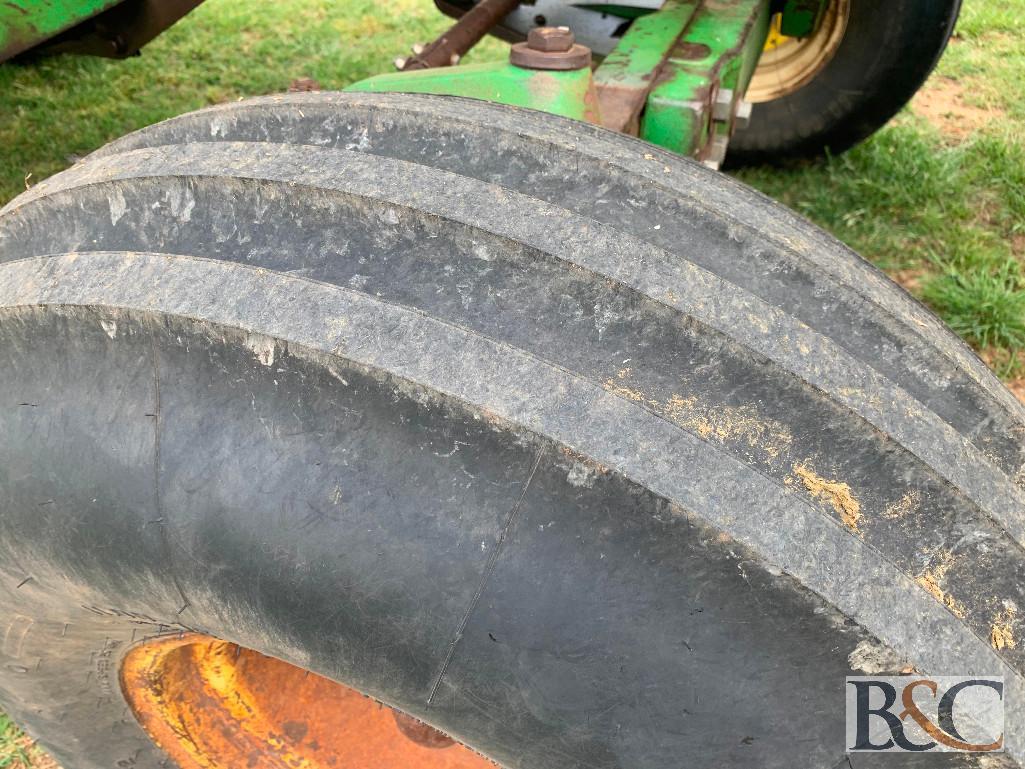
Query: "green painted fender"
1 0 123 62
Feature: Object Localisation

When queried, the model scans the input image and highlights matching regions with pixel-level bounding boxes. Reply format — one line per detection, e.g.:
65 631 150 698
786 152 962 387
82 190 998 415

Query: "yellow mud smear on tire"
991 604 1018 650
602 373 794 461
883 490 921 519
666 396 793 460
792 462 862 534
914 551 967 619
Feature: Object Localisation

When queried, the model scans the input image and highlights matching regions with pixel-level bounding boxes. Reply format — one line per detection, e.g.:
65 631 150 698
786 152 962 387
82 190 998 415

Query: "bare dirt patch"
1012 233 1025 259
4 734 60 769
1006 378 1025 405
912 77 1003 139
979 349 1025 404
888 267 928 295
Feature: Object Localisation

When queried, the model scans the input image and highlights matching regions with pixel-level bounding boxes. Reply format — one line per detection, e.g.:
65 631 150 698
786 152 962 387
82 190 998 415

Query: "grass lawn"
737 3 1025 390
0 712 54 769
1 0 1023 766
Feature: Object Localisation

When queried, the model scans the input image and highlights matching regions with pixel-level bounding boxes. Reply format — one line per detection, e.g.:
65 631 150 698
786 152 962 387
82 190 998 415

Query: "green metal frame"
348 0 785 163
349 60 600 124
779 0 829 37
4 0 827 159
590 0 701 134
641 0 771 158
0 0 121 61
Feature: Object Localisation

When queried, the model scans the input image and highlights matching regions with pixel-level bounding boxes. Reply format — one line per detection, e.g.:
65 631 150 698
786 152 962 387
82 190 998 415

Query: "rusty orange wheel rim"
120 633 496 769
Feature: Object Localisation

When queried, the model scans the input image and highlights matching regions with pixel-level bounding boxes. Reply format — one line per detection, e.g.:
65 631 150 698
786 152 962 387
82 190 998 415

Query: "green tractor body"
1 0 202 62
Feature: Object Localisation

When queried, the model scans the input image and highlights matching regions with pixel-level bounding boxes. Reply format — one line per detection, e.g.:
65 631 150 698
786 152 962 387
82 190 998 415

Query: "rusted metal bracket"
592 0 702 134
593 0 770 167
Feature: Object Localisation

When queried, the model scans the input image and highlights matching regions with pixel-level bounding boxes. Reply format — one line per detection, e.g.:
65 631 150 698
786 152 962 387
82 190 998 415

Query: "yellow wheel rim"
747 0 851 103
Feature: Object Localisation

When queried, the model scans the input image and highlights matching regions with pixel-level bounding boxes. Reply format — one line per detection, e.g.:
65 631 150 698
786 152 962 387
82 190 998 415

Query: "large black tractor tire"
0 93 1023 769
729 0 962 164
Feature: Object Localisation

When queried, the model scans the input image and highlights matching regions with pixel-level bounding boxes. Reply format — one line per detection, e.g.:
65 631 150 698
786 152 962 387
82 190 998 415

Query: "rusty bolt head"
510 25 591 71
527 26 575 53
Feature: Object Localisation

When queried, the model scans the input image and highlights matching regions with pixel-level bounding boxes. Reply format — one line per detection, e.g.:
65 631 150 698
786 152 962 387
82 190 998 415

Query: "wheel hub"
120 634 495 768
746 0 850 103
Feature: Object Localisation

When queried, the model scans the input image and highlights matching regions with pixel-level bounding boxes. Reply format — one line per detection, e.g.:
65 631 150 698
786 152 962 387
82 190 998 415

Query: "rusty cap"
527 26 574 52
510 26 591 71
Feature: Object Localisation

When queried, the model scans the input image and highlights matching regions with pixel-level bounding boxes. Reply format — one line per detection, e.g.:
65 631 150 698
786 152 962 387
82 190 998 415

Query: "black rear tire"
0 93 1022 768
728 0 961 164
